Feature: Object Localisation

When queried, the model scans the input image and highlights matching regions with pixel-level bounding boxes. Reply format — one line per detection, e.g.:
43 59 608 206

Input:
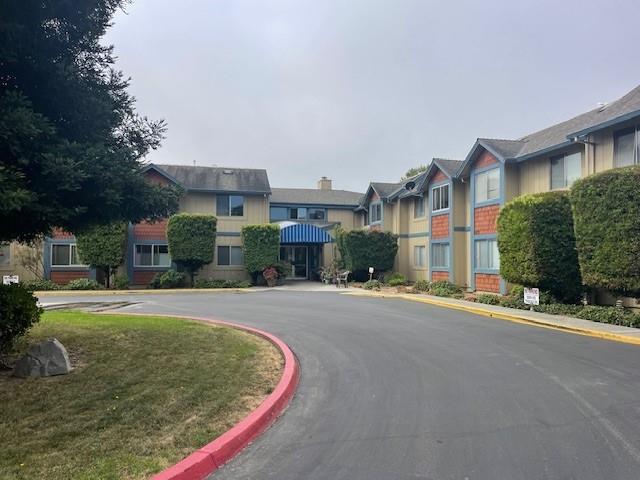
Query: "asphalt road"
43 291 640 479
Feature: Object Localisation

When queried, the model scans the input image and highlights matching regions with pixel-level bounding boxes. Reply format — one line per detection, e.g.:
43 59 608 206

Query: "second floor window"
289 207 306 220
475 168 500 203
370 202 382 223
414 197 425 218
550 152 581 189
432 184 449 213
614 126 639 167
217 195 244 217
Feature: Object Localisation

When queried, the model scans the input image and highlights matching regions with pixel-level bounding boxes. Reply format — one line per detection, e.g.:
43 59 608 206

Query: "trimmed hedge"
497 191 581 302
0 284 42 354
241 225 280 279
570 166 640 295
167 214 217 285
65 278 103 290
75 223 127 288
149 270 187 289
194 278 252 289
337 229 398 280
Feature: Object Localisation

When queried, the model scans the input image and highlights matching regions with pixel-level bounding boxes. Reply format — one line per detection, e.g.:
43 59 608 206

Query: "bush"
387 273 407 287
193 278 252 289
533 303 583 316
167 214 217 286
430 280 463 298
75 223 127 288
336 229 398 279
570 166 640 295
497 191 581 302
576 305 640 327
21 279 60 291
65 278 103 290
363 279 381 290
411 280 431 293
113 274 129 290
476 293 500 305
242 225 280 278
150 270 187 289
0 284 42 355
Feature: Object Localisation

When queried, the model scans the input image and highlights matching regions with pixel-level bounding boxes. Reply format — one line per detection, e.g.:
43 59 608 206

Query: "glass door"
280 246 308 279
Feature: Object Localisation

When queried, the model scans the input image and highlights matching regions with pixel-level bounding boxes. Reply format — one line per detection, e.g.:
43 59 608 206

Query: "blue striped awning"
280 223 333 244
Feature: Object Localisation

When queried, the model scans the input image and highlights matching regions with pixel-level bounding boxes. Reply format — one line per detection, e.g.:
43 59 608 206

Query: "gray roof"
152 164 271 194
370 182 403 198
432 158 464 177
270 188 363 206
476 139 526 160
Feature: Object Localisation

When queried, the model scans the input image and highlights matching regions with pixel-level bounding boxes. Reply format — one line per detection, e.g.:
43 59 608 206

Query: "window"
134 244 171 267
614 127 639 167
431 243 449 268
414 197 425 218
289 207 307 220
217 195 244 216
475 168 500 203
51 243 83 266
370 202 382 223
217 246 243 266
0 244 10 266
308 208 326 220
270 206 288 221
475 239 499 270
414 245 426 267
432 184 449 212
550 152 581 189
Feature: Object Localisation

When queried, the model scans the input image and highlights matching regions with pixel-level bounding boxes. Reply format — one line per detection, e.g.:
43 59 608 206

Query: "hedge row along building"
2 84 640 292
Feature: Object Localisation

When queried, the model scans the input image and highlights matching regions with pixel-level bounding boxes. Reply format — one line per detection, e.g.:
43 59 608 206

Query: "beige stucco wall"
0 242 43 282
180 192 269 231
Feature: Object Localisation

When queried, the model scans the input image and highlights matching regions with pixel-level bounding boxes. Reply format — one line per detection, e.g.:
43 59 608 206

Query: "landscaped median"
0 311 298 480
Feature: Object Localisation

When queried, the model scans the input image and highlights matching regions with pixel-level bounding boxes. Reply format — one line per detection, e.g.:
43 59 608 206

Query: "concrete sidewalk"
346 290 640 345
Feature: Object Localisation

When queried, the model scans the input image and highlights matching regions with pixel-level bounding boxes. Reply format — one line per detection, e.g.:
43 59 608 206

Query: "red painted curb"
118 314 300 480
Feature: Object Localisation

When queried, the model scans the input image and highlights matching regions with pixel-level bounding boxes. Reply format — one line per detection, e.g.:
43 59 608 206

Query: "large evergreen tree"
0 1 181 242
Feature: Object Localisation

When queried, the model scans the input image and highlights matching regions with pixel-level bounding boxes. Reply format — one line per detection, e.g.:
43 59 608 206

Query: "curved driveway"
45 290 640 479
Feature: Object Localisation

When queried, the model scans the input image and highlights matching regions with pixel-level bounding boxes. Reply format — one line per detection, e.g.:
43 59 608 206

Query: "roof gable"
150 164 271 194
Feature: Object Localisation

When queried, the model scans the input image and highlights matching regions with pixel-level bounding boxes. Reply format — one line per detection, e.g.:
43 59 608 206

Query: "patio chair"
336 270 350 288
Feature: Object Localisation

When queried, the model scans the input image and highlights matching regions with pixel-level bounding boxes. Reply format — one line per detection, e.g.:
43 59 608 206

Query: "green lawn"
0 311 282 480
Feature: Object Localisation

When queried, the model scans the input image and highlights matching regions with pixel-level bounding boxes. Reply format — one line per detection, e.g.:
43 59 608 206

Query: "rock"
12 338 72 378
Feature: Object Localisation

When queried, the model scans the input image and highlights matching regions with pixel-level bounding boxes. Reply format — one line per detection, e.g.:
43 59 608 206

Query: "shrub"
363 279 381 290
167 214 217 286
387 273 407 287
65 278 102 290
499 296 527 310
241 225 280 280
476 293 500 305
113 274 129 290
533 303 584 316
576 305 640 327
497 192 581 302
150 270 187 289
336 229 399 280
570 166 640 296
263 266 279 287
21 279 60 291
0 284 42 355
193 278 252 289
411 280 431 293
75 223 127 288
430 280 463 298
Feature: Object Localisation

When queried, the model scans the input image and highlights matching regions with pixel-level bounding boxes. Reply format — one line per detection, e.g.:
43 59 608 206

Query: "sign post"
523 287 539 310
368 266 374 282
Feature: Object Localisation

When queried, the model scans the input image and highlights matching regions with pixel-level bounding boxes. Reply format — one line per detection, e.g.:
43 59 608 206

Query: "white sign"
3 275 19 285
368 267 374 274
524 287 539 306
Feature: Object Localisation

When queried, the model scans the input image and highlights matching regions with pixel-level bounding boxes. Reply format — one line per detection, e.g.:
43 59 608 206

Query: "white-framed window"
550 152 581 189
414 197 425 218
0 244 10 266
216 195 244 217
475 239 499 270
432 184 449 212
370 202 382 223
475 168 500 203
614 126 640 167
134 244 171 267
414 245 426 267
51 243 84 267
217 246 243 266
431 243 449 268
289 207 307 220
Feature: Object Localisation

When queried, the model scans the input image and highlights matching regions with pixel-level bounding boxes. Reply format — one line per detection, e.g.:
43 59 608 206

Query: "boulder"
12 338 72 378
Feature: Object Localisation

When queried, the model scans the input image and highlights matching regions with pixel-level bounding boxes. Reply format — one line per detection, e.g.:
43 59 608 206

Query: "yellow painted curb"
344 290 640 347
36 288 254 297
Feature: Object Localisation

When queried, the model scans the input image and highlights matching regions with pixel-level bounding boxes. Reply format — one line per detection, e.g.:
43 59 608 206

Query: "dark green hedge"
76 223 127 287
241 224 280 276
167 214 217 284
0 284 42 354
497 191 581 302
570 166 640 295
337 229 398 279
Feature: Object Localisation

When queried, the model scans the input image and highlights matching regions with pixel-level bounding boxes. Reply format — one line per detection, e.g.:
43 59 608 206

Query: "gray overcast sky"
105 0 640 192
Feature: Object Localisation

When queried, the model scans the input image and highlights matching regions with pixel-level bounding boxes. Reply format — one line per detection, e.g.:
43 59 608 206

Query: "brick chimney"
317 176 332 190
